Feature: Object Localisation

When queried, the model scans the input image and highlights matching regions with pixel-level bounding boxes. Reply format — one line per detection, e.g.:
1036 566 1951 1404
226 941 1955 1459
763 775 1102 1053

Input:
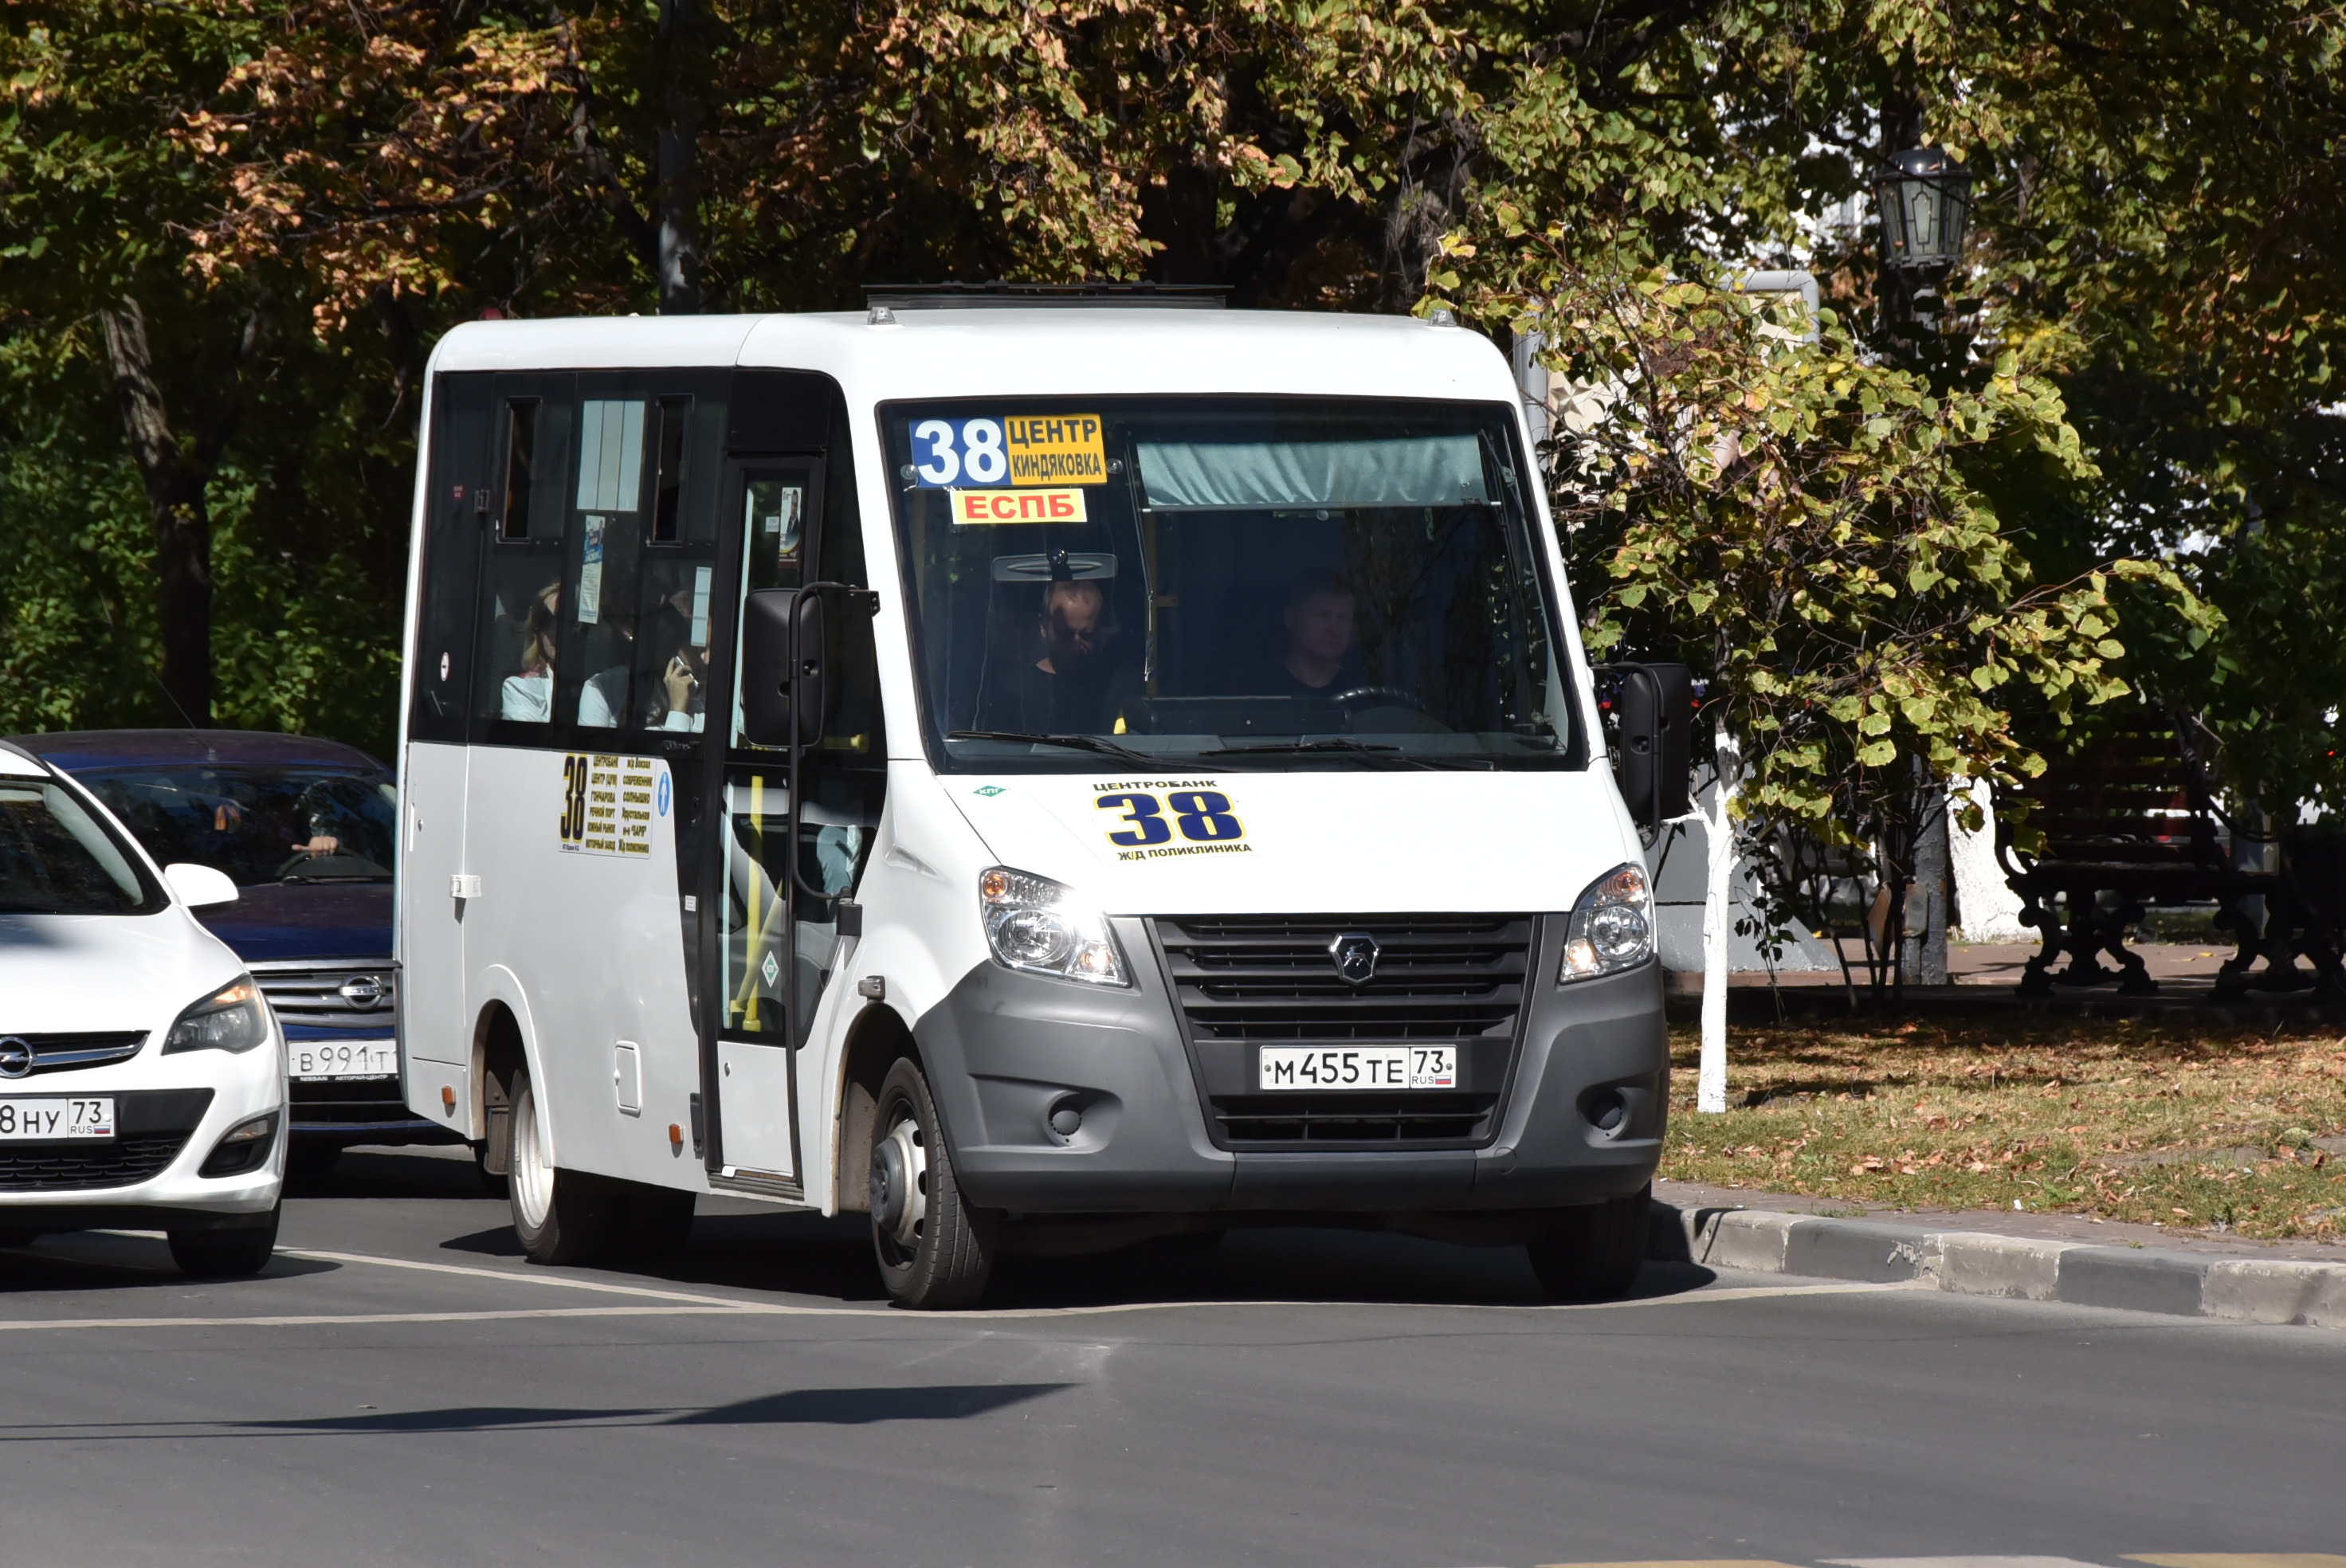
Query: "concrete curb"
1648 1202 2346 1327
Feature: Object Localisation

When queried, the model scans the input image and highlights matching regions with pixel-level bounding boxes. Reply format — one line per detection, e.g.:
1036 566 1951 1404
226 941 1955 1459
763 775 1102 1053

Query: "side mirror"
792 592 826 750
1608 662 1693 827
164 862 240 909
740 589 796 747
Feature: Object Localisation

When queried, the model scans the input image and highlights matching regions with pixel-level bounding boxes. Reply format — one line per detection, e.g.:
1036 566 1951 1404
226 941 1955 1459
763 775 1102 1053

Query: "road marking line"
1828 1559 2113 1568
0 1307 763 1332
0 1252 1901 1334
2129 1558 2346 1568
281 1249 773 1310
290 1249 1902 1319
1540 1560 1806 1568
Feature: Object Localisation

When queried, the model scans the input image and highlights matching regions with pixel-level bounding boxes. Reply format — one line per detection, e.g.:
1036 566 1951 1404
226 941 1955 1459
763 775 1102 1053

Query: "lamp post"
1872 147 1972 343
1873 147 1972 270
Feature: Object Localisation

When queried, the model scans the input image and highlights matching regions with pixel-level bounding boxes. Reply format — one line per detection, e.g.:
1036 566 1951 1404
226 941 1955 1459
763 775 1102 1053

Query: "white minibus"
394 290 1681 1307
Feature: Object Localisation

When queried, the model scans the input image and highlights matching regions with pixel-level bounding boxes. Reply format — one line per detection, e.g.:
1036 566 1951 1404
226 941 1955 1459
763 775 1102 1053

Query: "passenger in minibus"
977 578 1134 734
1254 570 1366 699
638 590 708 732
499 582 619 725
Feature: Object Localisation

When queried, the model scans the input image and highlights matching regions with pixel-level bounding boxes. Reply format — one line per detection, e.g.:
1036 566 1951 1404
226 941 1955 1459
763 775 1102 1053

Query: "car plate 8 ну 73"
1257 1045 1457 1092
292 1040 398 1080
0 1097 116 1140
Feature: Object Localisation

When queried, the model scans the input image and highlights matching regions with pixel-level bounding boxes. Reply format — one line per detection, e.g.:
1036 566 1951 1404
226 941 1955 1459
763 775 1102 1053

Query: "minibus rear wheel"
869 1057 995 1309
508 1066 613 1266
1525 1186 1650 1302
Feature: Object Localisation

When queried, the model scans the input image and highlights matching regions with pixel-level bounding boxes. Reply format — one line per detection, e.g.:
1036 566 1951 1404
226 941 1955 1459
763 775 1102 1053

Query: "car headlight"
163 978 273 1054
1559 863 1654 982
979 867 1129 986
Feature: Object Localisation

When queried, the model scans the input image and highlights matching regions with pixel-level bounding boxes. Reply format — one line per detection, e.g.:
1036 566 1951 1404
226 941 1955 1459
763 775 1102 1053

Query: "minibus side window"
559 398 650 730
411 373 488 743
473 394 573 730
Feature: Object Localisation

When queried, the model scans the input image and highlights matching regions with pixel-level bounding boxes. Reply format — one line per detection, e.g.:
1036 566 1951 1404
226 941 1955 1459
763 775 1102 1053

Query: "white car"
0 740 286 1276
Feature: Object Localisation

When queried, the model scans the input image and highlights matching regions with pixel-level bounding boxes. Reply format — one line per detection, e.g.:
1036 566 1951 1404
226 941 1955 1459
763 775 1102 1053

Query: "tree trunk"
653 0 704 315
98 301 213 727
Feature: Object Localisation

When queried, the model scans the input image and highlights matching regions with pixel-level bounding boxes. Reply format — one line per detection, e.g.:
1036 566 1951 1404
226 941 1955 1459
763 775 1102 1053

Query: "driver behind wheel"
1254 570 1366 700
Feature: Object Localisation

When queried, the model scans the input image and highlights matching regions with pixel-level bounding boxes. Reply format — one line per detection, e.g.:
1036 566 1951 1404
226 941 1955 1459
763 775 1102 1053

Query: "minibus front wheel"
869 1057 995 1310
1524 1185 1650 1302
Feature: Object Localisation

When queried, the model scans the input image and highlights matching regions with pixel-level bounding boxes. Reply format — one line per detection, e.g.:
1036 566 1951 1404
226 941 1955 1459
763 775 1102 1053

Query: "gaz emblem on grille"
0 1037 32 1079
1328 933 1379 986
338 976 387 1010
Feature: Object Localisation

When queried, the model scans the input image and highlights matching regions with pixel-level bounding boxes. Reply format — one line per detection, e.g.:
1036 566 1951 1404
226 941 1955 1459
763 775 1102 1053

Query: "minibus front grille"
250 965 400 1030
0 1133 194 1192
1150 913 1532 1150
1208 1092 1501 1143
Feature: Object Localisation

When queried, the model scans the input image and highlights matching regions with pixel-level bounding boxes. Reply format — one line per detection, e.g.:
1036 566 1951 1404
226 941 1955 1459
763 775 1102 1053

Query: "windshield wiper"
1199 738 1442 770
946 730 1163 768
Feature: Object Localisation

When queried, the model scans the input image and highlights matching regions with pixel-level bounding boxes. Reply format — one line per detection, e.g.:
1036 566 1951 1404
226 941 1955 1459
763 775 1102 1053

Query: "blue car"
6 729 461 1170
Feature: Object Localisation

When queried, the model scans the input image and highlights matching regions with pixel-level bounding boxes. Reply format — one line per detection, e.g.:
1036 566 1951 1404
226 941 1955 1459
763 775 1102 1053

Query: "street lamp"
1873 147 1972 270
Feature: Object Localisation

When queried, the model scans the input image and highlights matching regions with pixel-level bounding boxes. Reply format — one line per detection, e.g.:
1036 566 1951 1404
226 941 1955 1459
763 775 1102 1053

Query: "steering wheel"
1329 686 1423 711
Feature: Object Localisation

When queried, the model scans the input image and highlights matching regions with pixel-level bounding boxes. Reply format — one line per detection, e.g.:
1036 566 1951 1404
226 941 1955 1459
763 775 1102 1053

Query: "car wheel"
508 1067 612 1265
0 1231 34 1249
169 1204 280 1279
1525 1185 1651 1302
869 1056 994 1310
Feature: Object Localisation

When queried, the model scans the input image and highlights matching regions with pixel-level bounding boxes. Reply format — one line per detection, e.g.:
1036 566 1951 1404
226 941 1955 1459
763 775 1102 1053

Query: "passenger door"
701 460 820 1186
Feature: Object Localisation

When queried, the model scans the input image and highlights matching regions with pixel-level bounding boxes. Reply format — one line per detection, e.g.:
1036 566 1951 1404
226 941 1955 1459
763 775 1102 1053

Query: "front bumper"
912 916 1665 1216
0 1066 284 1228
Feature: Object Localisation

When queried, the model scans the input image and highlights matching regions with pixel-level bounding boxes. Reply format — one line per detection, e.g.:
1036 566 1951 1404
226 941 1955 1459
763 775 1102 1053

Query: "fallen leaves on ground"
1665 1015 2346 1240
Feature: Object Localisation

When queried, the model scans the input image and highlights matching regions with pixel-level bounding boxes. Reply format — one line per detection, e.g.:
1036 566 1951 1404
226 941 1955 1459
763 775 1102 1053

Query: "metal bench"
1995 729 2269 994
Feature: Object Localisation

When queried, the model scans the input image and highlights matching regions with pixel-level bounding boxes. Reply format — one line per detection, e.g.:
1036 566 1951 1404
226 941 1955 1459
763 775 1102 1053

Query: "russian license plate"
0 1097 116 1141
292 1039 399 1080
1257 1045 1457 1091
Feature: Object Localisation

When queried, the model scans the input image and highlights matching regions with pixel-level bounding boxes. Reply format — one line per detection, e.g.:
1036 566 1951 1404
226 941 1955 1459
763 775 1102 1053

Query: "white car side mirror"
164 863 240 908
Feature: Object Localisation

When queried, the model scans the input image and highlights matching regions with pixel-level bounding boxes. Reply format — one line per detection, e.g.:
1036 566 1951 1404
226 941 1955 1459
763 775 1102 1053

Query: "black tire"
0 1231 34 1249
508 1067 614 1266
610 1184 696 1268
286 1143 342 1184
869 1056 994 1309
169 1204 280 1279
1525 1185 1651 1302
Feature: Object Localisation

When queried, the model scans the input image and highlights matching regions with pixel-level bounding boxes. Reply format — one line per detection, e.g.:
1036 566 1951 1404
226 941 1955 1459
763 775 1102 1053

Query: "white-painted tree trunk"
1698 724 1739 1115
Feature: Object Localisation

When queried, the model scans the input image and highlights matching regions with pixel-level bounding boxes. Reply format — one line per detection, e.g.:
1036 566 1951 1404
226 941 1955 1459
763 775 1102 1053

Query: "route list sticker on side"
559 753 660 857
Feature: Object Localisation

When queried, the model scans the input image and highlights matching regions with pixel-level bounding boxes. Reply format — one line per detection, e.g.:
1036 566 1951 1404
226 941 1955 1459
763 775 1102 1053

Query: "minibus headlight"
979 868 1130 986
163 978 273 1054
1559 863 1654 982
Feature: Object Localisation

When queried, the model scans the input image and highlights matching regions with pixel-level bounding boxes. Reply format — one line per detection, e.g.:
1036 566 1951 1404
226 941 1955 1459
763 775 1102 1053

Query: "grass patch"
1665 1016 2346 1241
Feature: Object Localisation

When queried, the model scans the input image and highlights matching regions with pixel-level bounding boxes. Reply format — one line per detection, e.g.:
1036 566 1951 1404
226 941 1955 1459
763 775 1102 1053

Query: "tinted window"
0 778 162 915
885 396 1569 772
80 767 398 888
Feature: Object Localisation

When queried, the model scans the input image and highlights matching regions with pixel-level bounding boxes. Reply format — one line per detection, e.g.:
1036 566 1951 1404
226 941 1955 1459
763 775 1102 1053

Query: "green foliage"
1465 225 2218 842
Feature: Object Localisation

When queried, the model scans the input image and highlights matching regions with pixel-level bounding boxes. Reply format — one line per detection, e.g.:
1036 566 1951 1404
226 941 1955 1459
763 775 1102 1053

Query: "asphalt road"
1 1145 2340 1568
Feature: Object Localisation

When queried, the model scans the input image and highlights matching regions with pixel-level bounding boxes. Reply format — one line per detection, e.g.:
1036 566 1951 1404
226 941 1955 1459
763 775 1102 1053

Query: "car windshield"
0 776 163 915
78 766 398 887
885 396 1578 772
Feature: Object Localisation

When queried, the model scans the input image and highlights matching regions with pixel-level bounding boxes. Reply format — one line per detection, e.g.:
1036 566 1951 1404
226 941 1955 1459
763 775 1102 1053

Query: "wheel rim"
512 1080 554 1231
869 1103 928 1260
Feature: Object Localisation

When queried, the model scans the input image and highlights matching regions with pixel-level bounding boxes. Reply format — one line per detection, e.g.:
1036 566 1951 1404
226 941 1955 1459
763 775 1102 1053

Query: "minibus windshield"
885 397 1578 772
